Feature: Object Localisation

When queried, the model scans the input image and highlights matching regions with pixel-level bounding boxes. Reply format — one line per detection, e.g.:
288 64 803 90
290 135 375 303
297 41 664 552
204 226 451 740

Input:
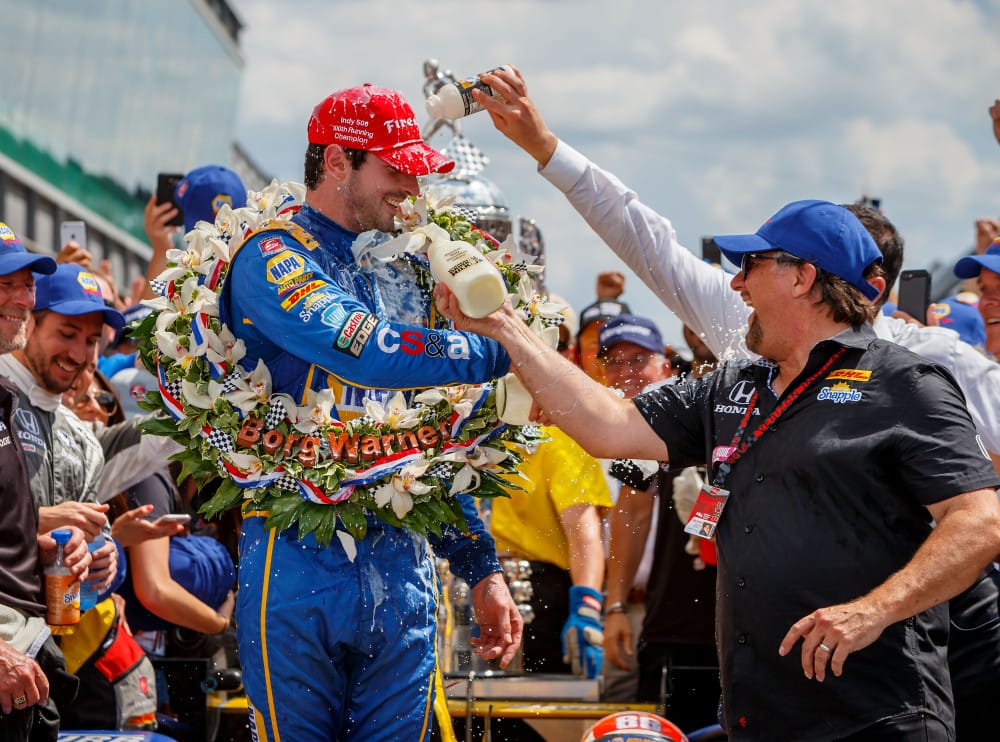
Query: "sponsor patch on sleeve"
266 251 306 284
279 280 327 310
333 311 379 358
258 236 286 256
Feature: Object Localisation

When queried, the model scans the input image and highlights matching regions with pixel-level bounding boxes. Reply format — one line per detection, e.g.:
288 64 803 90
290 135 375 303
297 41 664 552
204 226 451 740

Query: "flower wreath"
134 181 561 551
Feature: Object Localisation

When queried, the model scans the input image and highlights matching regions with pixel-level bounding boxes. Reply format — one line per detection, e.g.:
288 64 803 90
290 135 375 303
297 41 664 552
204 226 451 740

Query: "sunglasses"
740 251 803 277
78 390 118 415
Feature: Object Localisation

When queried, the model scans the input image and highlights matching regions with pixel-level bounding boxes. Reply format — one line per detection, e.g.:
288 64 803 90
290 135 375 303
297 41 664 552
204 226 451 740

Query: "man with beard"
217 84 520 741
474 67 1000 737
0 264 123 589
434 200 1000 740
0 223 92 741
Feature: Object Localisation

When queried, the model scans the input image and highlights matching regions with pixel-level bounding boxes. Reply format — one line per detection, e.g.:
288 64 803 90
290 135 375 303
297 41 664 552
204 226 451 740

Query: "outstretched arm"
434 284 668 462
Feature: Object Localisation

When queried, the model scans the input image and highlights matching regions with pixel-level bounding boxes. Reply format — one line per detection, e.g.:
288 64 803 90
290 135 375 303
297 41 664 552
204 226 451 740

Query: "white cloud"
230 0 1000 340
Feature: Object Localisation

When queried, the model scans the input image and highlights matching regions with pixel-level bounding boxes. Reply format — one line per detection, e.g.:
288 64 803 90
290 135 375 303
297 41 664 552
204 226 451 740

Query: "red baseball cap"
308 84 455 177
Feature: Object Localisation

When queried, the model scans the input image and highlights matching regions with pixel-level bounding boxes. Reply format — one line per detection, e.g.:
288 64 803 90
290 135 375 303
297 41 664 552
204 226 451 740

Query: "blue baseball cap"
953 238 1000 279
34 265 125 330
713 199 883 300
932 292 986 347
0 222 56 277
175 165 247 232
598 314 665 357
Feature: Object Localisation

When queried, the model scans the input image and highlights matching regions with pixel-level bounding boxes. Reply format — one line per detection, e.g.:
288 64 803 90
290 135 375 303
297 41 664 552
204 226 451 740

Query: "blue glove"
561 585 604 678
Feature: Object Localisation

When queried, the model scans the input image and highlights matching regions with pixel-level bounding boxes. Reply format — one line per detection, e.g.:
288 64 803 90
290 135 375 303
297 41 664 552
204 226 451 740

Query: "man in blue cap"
0 224 97 741
954 237 1000 359
140 164 247 301
436 199 1000 741
0 263 124 570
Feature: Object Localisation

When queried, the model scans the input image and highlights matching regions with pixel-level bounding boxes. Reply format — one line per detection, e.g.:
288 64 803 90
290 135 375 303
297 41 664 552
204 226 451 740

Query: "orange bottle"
45 529 80 631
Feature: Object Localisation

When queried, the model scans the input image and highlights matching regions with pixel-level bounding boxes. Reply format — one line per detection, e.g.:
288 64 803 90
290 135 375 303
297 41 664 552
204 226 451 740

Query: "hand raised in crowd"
469 572 524 668
38 526 92 580
990 98 1000 147
597 270 626 300
474 65 559 167
110 503 186 547
141 195 179 300
38 501 109 540
55 240 93 269
0 639 49 714
975 218 1000 255
890 304 940 328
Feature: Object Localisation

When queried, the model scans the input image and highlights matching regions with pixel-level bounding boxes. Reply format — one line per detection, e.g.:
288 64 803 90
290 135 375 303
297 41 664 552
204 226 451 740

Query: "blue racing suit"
219 204 511 741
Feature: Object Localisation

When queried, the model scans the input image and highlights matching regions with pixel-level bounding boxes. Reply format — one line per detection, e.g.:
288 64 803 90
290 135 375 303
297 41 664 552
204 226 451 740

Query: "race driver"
218 84 522 741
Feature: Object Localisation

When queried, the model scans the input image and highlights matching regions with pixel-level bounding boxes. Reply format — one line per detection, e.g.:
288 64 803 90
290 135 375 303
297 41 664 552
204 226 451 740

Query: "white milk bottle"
427 239 506 319
425 65 513 120
495 373 534 426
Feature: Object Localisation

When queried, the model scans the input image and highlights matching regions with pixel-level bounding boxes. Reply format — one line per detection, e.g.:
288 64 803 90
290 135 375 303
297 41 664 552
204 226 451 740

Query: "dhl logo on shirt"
826 369 871 382
280 280 326 310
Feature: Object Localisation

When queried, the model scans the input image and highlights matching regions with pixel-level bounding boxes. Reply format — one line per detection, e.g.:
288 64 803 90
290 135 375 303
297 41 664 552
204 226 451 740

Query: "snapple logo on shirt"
816 382 862 404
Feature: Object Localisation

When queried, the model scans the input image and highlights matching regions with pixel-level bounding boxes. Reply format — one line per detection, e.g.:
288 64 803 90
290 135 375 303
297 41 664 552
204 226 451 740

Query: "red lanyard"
712 347 847 487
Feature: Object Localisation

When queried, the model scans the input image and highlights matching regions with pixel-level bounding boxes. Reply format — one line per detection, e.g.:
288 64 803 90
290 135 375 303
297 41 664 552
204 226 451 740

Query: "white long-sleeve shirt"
540 139 1000 454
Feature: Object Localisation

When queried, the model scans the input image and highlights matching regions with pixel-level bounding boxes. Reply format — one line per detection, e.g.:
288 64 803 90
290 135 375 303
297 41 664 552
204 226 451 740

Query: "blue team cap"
713 199 883 300
932 293 986 347
175 165 247 233
0 222 56 277
598 314 665 357
953 239 1000 279
34 264 125 330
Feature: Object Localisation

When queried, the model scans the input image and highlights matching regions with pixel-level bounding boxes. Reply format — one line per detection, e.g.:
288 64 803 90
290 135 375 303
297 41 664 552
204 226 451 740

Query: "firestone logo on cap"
77 271 101 297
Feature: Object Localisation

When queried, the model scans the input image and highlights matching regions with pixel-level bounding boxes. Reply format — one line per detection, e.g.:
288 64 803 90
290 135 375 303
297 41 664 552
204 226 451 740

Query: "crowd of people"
0 66 998 742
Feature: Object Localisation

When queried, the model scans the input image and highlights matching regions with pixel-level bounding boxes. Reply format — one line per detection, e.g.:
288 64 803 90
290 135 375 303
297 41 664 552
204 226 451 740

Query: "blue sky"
229 0 1000 348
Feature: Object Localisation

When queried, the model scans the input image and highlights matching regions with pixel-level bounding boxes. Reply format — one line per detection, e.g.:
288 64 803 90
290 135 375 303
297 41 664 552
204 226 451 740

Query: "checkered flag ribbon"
205 427 235 453
426 461 454 481
276 475 299 492
164 378 183 400
220 371 241 394
441 133 490 178
264 399 287 429
150 278 169 296
451 205 480 224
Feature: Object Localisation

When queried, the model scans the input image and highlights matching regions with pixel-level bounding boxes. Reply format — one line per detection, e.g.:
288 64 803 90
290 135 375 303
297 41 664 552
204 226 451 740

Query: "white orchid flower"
422 188 458 213
180 276 219 317
212 203 241 244
394 196 428 231
372 460 432 518
224 359 272 415
414 385 484 420
364 392 422 430
201 323 246 369
222 451 264 480
449 465 480 496
155 330 197 369
436 444 509 470
529 316 560 350
292 388 336 434
181 378 222 409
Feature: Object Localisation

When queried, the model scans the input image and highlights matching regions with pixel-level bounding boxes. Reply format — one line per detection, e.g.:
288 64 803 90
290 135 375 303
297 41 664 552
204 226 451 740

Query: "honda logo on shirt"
728 380 755 406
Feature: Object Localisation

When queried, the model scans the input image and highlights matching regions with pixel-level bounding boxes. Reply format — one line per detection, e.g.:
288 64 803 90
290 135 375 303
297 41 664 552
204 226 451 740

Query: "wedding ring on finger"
13 695 26 706
818 643 832 653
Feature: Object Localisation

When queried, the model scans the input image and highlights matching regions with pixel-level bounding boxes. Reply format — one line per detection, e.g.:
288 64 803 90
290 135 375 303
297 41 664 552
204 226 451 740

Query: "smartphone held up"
156 173 185 227
896 269 932 321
